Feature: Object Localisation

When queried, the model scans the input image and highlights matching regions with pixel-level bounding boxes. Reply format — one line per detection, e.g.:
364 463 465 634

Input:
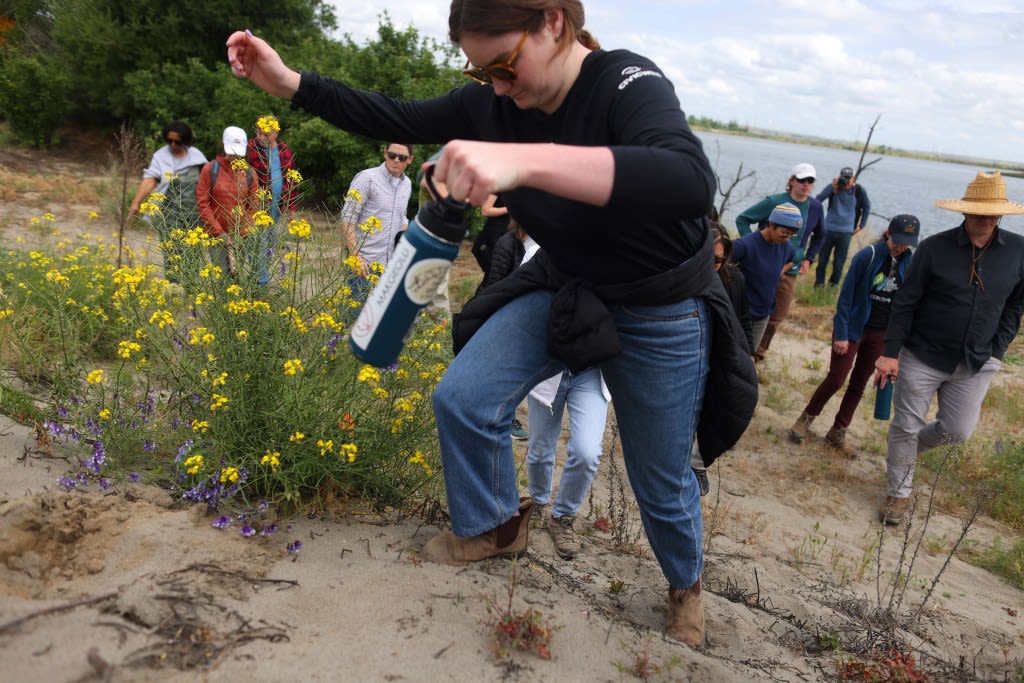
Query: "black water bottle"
348 168 469 367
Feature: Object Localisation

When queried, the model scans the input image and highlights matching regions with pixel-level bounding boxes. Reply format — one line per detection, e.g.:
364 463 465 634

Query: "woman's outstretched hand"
226 30 301 99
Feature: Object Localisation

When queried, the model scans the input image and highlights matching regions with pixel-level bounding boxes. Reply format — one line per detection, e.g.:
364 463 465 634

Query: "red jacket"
246 140 298 214
196 155 260 237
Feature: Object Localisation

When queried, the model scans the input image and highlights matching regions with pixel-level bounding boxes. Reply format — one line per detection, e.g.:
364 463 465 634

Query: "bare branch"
855 115 882 178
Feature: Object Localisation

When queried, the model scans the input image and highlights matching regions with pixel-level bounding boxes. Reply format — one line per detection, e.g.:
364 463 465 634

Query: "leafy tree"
0 49 68 147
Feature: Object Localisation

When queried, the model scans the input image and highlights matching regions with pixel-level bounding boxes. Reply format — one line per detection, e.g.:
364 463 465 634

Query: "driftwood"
854 114 884 178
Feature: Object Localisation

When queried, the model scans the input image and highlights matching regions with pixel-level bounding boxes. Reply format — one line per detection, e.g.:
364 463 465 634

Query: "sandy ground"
1 147 1023 682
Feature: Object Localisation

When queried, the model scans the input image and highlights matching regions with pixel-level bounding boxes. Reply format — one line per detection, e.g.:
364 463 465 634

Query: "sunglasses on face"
794 177 815 184
386 151 410 162
462 29 530 85
166 138 185 146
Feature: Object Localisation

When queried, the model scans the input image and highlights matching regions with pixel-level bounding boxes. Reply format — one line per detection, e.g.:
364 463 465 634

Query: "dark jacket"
453 227 758 465
477 231 525 294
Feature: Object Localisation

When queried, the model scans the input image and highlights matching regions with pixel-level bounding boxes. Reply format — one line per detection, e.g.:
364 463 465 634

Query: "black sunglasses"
386 151 410 162
794 177 815 184
462 29 530 85
166 138 185 146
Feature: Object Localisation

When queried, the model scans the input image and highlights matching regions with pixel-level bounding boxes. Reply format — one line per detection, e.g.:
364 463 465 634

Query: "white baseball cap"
222 126 247 156
791 162 816 180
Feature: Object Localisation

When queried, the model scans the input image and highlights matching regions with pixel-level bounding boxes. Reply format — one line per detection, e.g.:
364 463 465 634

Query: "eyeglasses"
386 151 410 162
794 177 815 184
462 29 530 85
166 138 185 147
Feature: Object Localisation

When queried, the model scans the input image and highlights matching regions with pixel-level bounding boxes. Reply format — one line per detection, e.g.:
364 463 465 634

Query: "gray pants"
750 317 770 354
886 348 1000 498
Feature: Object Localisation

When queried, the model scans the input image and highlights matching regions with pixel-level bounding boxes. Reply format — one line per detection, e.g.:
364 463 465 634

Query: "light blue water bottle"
348 168 468 367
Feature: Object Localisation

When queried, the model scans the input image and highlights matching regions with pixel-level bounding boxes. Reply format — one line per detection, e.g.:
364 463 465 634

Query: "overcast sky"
325 1 1024 163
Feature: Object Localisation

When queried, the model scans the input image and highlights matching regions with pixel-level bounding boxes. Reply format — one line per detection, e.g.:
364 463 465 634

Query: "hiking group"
120 0 1023 648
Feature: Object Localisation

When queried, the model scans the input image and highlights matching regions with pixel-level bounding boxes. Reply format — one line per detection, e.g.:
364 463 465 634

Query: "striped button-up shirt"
340 162 411 267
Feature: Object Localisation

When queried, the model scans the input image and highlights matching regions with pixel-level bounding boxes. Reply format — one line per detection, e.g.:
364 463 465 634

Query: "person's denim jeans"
815 231 854 287
526 368 608 519
432 290 710 588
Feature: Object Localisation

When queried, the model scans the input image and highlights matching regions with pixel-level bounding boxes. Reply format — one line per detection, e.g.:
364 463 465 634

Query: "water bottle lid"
418 165 470 242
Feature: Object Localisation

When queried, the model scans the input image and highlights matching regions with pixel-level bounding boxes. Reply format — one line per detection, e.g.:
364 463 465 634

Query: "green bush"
0 50 69 148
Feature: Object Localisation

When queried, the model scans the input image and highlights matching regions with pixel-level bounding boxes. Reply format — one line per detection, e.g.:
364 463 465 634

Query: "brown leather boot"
879 495 910 525
666 578 705 645
825 426 856 459
788 411 815 444
420 497 533 566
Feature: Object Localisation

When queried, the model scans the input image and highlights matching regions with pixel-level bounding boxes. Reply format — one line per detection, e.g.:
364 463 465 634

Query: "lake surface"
696 131 1024 238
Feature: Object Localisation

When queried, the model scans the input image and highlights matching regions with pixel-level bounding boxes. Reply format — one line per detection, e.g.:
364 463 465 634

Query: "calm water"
697 131 1024 239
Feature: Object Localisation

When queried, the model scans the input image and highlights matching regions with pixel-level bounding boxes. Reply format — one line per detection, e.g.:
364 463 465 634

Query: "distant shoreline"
691 125 1024 178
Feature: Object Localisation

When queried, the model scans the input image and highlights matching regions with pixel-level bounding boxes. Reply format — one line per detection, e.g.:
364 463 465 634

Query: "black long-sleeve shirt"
883 223 1024 373
291 49 715 285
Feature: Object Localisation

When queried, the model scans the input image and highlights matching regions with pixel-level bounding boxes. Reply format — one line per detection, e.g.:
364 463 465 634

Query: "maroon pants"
804 326 886 429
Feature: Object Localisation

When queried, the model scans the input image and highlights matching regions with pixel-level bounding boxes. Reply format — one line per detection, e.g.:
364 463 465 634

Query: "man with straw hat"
873 171 1024 525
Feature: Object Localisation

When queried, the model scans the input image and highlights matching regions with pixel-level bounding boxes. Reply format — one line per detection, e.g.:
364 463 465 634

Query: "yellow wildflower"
148 310 175 329
211 372 228 387
343 255 361 271
210 393 229 411
360 216 383 234
339 442 358 463
88 211 99 220
226 284 243 296
372 387 389 399
289 431 305 442
357 365 380 383
98 408 111 420
345 188 363 204
285 168 303 183
261 450 281 471
230 158 250 172
117 340 142 359
256 115 280 134
184 454 204 476
287 218 311 238
191 419 209 433
219 466 240 484
252 210 274 227
86 369 105 384
283 358 304 376
236 330 248 340
317 439 334 456
408 450 433 477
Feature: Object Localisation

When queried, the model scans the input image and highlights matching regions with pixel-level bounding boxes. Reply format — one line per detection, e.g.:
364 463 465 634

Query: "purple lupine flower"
237 512 248 521
85 418 103 438
287 540 303 554
57 405 70 417
172 337 184 350
67 428 82 443
129 472 141 482
240 525 256 538
143 440 156 452
260 523 278 536
86 441 107 474
57 475 78 490
327 332 342 353
257 500 269 513
44 420 63 436
176 438 194 463
212 515 232 529
99 478 112 491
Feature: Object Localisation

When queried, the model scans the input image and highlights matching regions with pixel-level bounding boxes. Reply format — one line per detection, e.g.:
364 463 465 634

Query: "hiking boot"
531 501 548 528
547 514 581 559
421 497 533 566
789 411 815 444
825 426 856 459
667 578 705 646
510 418 529 441
692 467 710 497
879 495 910 526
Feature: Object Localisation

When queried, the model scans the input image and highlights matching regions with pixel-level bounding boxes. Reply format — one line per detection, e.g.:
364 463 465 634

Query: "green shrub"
0 50 69 148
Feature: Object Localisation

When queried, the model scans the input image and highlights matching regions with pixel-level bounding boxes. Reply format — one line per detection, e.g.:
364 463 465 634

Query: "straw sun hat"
935 171 1024 216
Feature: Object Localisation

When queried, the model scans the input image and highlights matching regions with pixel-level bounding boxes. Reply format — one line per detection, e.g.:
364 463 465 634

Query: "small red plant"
593 516 614 533
485 561 556 660
838 649 930 682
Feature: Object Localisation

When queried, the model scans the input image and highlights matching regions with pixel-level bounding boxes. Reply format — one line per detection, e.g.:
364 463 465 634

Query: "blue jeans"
432 290 710 588
815 230 854 286
526 368 609 519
